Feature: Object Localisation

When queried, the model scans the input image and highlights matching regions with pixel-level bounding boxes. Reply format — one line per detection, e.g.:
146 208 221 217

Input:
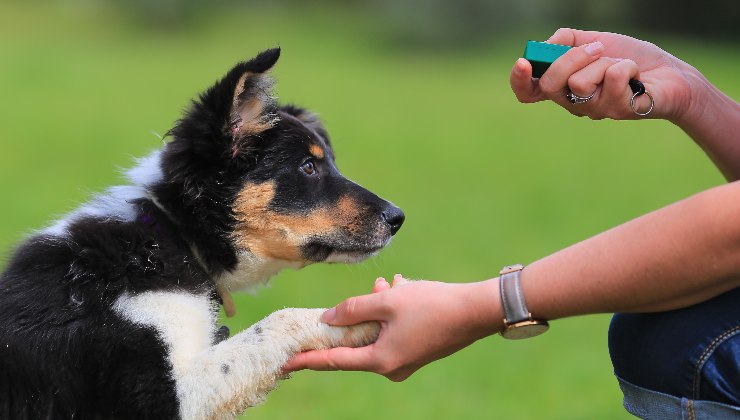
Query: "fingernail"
321 307 336 323
375 277 386 284
514 58 527 74
584 41 603 56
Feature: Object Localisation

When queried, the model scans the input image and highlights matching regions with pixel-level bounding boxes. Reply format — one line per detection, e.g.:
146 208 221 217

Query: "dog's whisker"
2 48 403 419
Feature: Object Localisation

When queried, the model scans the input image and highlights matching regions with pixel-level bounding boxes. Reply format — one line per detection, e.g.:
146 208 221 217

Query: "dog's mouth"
301 235 391 264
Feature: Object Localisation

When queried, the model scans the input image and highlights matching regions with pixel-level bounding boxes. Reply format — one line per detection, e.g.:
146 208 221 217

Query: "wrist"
671 63 712 128
670 65 740 180
465 279 505 338
670 62 739 133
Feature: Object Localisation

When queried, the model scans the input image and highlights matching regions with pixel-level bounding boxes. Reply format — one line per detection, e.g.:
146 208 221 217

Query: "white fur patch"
43 185 147 237
113 291 216 373
42 150 164 237
126 149 164 187
324 249 383 264
114 291 380 419
216 250 303 293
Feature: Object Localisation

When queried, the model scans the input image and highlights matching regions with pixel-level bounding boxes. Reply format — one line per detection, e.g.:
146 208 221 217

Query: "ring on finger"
566 90 596 104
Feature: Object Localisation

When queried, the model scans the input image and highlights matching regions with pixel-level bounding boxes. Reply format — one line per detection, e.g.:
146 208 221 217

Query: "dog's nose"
382 206 405 236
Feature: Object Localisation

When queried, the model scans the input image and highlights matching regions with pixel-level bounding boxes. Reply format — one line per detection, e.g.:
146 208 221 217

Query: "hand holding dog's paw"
257 308 380 355
284 276 503 381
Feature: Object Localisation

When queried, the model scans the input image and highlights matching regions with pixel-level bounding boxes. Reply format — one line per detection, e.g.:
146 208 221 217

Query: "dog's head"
154 48 403 289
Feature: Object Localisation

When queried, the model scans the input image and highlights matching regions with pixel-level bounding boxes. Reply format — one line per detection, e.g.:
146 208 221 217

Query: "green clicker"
523 40 572 78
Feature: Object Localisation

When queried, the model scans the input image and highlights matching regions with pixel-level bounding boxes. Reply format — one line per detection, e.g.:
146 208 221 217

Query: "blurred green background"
1 1 738 419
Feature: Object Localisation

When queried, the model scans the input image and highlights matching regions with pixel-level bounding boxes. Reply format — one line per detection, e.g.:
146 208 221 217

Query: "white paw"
260 308 380 352
314 318 380 351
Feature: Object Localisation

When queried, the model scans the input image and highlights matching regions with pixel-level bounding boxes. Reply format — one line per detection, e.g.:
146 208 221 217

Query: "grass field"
1 2 738 419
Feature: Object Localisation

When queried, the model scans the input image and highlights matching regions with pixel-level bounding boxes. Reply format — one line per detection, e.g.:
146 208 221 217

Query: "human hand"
282 275 502 381
510 28 699 122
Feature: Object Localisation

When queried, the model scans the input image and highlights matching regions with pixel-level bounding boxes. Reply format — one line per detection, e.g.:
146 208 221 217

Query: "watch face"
500 321 549 340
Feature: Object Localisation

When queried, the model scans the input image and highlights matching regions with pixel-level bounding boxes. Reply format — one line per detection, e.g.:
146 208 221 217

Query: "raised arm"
510 28 740 180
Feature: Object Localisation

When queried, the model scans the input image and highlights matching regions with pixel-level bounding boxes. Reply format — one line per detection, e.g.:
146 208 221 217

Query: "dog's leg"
114 292 379 420
179 308 379 420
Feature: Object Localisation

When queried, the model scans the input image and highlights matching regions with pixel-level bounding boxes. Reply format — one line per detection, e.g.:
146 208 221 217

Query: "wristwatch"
499 264 549 340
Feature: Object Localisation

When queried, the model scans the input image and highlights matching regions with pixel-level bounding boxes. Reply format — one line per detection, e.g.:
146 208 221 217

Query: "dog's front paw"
315 317 380 351
261 308 380 353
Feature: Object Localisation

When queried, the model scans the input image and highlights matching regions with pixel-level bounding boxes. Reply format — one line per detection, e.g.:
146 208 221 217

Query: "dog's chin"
323 249 381 264
303 236 391 264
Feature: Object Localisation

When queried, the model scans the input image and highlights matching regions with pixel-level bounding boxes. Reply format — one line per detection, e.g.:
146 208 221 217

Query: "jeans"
608 287 740 419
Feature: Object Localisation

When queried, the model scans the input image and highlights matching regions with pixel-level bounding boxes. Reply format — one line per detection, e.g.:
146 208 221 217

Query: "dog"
0 48 404 419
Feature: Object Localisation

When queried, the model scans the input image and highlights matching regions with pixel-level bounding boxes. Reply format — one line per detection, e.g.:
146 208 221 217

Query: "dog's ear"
168 48 281 162
225 49 281 140
280 104 333 156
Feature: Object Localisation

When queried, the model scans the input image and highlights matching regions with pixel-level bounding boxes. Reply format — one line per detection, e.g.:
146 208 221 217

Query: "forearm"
285 182 740 375
501 181 740 322
674 65 740 181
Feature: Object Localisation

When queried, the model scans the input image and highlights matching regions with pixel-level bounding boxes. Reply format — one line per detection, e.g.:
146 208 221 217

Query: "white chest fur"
114 290 380 419
113 291 216 376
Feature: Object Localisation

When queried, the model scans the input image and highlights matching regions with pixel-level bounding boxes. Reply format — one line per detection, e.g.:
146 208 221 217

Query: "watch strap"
499 264 531 324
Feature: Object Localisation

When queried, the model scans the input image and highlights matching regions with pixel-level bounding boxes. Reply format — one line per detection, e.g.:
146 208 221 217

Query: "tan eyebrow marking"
308 144 324 159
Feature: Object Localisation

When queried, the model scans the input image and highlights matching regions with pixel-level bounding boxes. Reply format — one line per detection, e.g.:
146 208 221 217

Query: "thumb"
283 346 378 373
321 293 387 326
510 58 545 103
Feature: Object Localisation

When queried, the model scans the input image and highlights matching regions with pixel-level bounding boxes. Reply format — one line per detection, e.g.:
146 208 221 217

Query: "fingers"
392 273 410 287
322 272 408 326
283 346 377 373
510 58 546 103
567 57 621 97
538 41 604 104
601 59 641 113
321 292 388 326
528 28 658 120
373 277 390 293
547 27 602 47
511 36 607 105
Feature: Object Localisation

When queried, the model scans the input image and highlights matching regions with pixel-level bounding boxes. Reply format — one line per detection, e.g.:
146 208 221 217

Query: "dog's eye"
300 160 316 176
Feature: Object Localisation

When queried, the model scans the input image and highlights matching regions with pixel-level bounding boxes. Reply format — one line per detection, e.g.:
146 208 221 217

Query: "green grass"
1 2 738 419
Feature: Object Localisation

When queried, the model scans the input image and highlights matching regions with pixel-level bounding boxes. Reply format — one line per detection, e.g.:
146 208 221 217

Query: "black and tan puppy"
0 48 404 419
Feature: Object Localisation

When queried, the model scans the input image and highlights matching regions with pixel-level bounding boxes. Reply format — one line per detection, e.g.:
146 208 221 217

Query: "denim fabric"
608 287 740 414
617 376 740 419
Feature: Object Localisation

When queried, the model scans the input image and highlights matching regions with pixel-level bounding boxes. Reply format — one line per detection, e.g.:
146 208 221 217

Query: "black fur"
0 48 403 418
0 204 202 417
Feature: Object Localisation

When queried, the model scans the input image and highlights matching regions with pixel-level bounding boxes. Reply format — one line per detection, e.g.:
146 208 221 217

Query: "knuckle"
567 77 590 96
338 297 359 318
375 291 393 316
605 60 632 81
323 353 339 371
